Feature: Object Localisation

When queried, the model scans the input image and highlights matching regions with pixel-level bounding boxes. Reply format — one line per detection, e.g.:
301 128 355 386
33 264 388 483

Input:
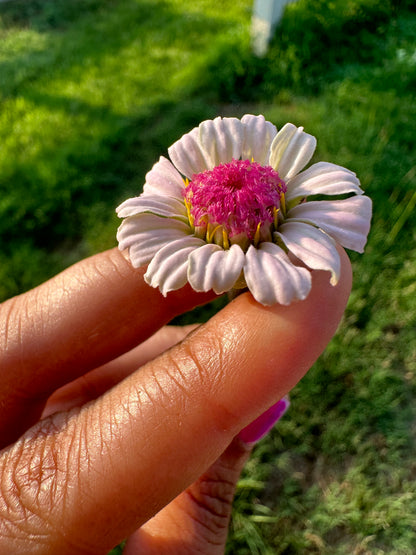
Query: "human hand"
0 247 351 554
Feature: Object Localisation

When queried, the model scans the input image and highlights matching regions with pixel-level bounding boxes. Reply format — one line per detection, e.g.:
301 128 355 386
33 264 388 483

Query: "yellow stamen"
273 206 279 229
184 198 194 228
280 193 286 216
222 229 230 250
254 222 262 247
206 223 221 243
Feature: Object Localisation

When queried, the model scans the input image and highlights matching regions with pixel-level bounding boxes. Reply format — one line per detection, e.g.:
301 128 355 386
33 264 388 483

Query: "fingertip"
197 247 352 426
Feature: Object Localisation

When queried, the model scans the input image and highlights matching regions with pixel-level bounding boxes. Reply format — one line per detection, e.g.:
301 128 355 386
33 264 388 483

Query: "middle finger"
42 325 199 417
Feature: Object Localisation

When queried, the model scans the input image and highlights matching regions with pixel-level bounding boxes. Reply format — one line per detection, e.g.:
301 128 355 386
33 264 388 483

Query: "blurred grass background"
1 0 416 553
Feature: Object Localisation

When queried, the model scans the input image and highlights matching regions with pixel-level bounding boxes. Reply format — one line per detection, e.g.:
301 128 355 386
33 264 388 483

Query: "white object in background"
252 0 297 56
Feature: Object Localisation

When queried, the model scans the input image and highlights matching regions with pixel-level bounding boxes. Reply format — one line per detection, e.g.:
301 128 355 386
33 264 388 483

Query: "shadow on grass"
0 0 241 98
0 0 238 278
0 0 110 31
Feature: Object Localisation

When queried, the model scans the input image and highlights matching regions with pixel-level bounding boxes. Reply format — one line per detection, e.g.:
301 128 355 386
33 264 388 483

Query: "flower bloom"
117 115 372 305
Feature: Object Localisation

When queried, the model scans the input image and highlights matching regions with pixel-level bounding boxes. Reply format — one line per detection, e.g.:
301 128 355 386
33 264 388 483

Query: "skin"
0 247 352 554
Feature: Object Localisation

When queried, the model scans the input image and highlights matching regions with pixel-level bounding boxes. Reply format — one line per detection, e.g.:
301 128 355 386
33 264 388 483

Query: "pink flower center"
183 158 286 243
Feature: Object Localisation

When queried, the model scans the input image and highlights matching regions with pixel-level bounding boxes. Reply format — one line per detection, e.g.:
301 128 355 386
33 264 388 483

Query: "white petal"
117 214 190 267
188 243 245 294
168 126 213 179
199 117 244 166
286 162 363 202
241 114 277 165
276 222 341 285
269 123 317 181
244 243 312 306
144 237 205 295
116 194 188 221
287 196 372 253
143 156 185 198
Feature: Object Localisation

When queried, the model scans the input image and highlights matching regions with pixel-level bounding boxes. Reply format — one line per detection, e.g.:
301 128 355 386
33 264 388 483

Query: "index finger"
0 248 216 446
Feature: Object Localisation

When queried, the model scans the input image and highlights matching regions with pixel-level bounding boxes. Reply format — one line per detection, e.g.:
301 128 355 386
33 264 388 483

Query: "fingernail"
238 397 290 445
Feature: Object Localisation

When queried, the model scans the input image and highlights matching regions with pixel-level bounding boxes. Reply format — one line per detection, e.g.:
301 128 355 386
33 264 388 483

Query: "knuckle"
0 288 53 380
184 474 236 546
0 414 83 551
2 419 65 511
178 331 224 387
0 295 26 365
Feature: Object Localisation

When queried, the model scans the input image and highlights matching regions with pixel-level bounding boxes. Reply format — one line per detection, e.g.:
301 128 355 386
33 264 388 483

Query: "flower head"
184 158 286 246
117 115 372 305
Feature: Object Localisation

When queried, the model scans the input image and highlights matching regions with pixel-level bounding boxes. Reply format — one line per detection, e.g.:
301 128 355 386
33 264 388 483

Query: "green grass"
1 0 416 553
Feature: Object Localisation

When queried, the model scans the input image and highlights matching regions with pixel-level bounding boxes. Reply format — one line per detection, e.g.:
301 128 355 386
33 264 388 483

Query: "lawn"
1 0 416 553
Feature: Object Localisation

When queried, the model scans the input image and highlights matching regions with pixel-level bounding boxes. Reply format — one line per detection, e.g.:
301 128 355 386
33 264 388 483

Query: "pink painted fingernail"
238 397 290 445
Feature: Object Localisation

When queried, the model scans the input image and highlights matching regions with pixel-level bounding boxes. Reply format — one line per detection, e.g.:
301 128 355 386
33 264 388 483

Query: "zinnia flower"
117 115 372 306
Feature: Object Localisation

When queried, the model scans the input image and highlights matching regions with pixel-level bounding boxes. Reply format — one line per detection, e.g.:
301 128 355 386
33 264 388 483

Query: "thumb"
124 399 289 554
0 250 351 554
124 437 253 554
